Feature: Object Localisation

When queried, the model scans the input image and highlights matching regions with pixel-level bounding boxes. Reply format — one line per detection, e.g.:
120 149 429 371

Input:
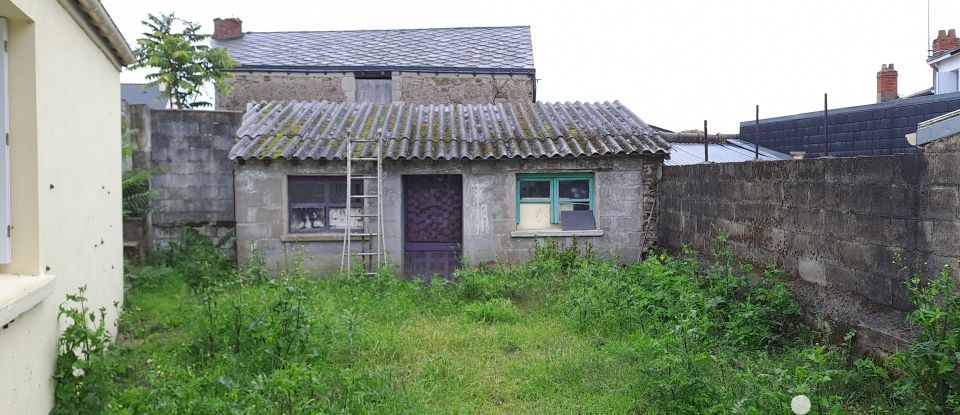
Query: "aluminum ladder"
341 128 385 275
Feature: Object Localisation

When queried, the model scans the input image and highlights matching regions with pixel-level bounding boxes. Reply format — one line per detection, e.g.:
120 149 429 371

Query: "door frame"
401 174 464 279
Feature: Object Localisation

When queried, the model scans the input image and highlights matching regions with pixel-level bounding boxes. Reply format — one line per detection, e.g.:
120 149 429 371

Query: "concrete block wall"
656 134 960 311
234 155 654 274
216 71 535 111
126 104 242 254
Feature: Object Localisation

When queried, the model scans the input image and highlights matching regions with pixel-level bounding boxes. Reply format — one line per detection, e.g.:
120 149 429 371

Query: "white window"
0 17 10 264
937 69 960 94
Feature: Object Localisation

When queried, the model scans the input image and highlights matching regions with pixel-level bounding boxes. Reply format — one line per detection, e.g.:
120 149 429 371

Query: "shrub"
153 227 235 289
892 262 960 414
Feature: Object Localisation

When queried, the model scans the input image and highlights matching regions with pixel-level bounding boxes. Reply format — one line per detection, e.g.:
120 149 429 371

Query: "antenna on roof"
928 0 932 57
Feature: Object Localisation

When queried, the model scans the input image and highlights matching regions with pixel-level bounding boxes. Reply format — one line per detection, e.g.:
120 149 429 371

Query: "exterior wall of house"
234 155 651 274
934 55 960 94
216 71 535 111
0 0 124 413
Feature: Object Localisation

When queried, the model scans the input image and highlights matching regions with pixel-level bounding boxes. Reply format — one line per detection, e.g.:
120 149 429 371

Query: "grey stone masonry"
126 104 243 254
234 155 656 274
657 133 960 312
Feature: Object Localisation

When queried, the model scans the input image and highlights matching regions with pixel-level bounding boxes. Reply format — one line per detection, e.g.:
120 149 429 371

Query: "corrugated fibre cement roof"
230 100 670 161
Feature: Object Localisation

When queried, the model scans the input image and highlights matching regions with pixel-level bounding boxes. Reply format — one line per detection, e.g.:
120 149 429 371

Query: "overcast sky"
103 0 960 132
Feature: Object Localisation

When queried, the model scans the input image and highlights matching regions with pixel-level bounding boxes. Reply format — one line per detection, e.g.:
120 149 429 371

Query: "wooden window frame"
515 173 595 225
286 176 362 234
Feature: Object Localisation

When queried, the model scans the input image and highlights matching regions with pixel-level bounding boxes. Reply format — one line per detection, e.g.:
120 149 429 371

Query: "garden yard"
53 232 959 414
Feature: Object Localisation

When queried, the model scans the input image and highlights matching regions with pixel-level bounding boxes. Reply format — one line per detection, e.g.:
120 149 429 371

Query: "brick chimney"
213 18 243 40
932 29 960 56
877 63 898 103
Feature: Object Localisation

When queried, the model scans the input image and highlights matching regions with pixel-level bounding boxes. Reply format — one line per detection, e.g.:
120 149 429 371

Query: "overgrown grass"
59 233 957 414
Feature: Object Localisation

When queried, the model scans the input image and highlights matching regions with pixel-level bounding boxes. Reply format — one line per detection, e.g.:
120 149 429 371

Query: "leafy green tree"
131 13 238 109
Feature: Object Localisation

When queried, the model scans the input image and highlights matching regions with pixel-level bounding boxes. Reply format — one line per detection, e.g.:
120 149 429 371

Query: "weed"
51 287 118 415
891 259 960 414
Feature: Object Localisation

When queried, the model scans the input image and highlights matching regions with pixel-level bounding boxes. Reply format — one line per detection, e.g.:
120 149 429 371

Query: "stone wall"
657 134 960 312
126 105 242 253
234 155 654 274
216 71 535 111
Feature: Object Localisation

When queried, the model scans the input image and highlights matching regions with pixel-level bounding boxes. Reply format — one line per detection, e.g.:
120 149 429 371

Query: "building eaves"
927 46 960 64
59 0 135 68
230 100 669 161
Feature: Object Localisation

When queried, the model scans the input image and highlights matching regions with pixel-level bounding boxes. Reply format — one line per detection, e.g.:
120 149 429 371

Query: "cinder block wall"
126 105 242 254
216 71 535 111
235 156 653 274
656 134 960 311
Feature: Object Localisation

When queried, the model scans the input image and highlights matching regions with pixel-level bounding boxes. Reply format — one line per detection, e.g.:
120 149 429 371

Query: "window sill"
0 274 56 327
281 233 370 242
510 229 604 238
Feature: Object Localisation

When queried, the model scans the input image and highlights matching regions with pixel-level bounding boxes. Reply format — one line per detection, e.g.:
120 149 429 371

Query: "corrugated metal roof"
230 100 670 161
212 26 534 74
665 139 790 166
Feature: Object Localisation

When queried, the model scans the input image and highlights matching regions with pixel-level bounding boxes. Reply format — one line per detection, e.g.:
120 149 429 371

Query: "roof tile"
231 100 669 161
213 26 534 73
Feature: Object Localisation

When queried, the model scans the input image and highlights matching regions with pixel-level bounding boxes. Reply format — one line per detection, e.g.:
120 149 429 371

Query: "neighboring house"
740 29 960 157
121 83 169 109
930 29 960 95
230 100 669 279
210 18 536 110
0 0 132 413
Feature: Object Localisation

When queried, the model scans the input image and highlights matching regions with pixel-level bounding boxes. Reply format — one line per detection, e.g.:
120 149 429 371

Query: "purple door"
403 175 463 281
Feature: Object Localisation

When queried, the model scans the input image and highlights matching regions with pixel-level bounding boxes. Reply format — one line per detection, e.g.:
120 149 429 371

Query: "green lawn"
64 234 945 414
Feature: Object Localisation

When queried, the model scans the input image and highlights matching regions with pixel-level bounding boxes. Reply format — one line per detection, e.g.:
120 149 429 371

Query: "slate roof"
739 91 960 157
230 100 669 161
121 83 168 109
665 139 791 166
212 26 535 74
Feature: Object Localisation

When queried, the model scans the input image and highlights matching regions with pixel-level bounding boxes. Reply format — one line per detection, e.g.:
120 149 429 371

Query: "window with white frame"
287 176 363 234
516 173 596 231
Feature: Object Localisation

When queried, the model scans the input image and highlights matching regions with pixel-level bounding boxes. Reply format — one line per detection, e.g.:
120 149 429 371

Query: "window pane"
289 207 326 233
517 203 557 230
329 207 363 230
328 180 363 206
288 177 326 204
558 179 590 200
519 180 550 199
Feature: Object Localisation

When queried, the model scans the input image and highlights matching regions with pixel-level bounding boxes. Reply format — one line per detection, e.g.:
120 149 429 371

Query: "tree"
130 13 238 109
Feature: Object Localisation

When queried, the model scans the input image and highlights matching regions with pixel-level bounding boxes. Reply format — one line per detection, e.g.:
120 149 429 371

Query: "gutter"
58 0 134 70
231 64 535 76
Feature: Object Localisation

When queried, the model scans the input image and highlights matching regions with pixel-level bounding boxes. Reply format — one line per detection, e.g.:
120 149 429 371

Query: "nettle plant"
51 286 118 415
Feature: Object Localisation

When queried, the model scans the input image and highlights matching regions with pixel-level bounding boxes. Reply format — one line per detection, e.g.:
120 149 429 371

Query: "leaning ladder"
341 128 385 275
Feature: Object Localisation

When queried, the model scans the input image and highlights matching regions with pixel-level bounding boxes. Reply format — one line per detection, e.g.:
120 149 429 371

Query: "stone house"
211 18 536 111
0 0 132 412
230 100 669 278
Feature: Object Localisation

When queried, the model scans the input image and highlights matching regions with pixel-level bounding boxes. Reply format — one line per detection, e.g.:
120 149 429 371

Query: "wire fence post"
823 93 829 157
754 105 759 159
703 119 709 163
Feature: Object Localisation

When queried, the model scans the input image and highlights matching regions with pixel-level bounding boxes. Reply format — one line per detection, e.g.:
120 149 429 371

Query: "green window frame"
515 173 595 224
